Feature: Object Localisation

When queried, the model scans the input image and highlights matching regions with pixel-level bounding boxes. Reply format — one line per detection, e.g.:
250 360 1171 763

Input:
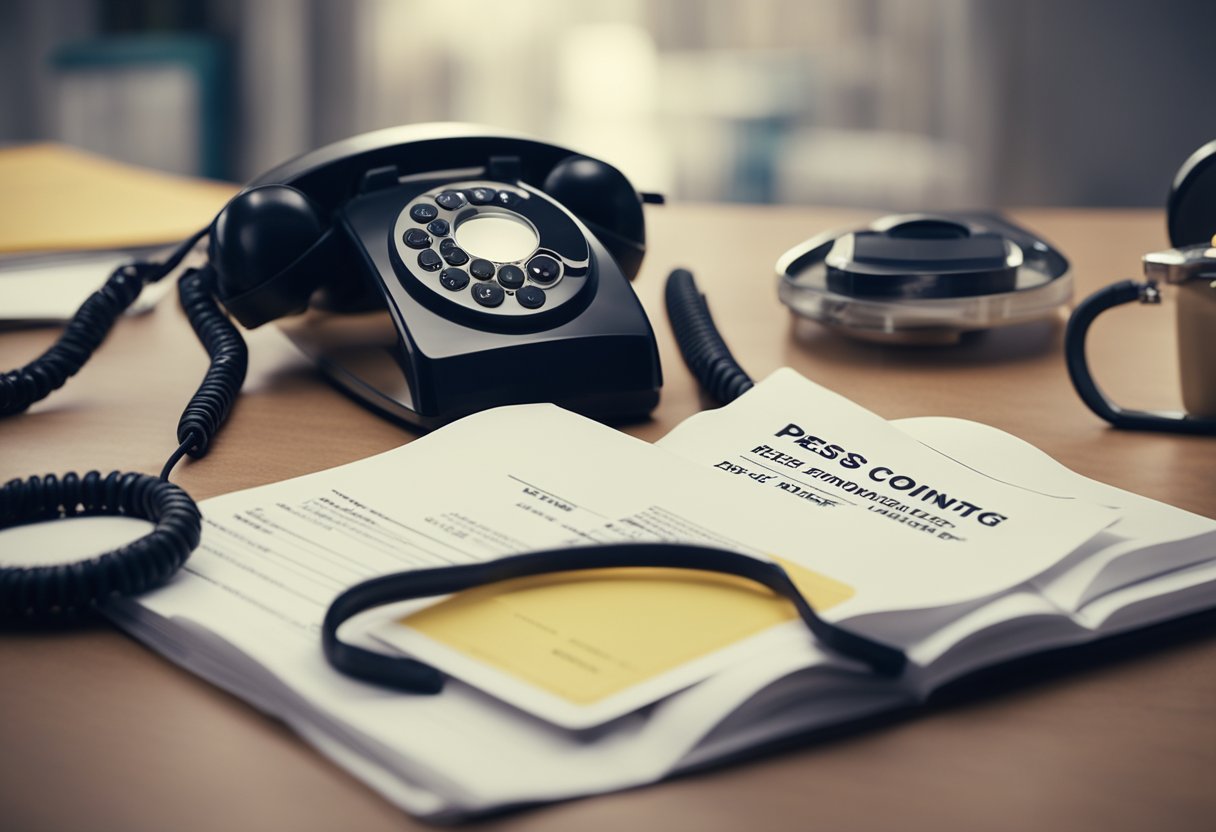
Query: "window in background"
7 0 1214 207
304 0 976 208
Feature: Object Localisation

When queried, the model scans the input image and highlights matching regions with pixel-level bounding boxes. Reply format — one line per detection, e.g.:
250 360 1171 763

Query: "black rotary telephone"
207 123 664 429
0 124 904 686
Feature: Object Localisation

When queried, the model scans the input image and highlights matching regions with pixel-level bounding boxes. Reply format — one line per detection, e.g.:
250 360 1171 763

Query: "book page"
657 368 1114 555
893 415 1216 610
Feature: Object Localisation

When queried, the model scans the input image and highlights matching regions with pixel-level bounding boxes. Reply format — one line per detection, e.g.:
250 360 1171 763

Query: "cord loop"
0 471 201 624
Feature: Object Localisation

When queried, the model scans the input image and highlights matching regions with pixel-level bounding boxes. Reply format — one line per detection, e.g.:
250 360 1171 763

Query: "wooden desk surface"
1 204 1213 832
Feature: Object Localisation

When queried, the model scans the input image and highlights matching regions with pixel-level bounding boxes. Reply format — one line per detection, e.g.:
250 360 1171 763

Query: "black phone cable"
664 268 754 404
166 264 249 474
0 230 235 624
323 542 907 694
0 470 201 624
0 228 207 417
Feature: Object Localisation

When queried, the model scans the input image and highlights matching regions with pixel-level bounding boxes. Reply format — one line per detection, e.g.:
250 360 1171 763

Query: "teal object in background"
51 35 230 180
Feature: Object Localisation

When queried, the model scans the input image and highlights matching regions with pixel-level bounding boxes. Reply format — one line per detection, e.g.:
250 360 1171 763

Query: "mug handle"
1065 280 1216 434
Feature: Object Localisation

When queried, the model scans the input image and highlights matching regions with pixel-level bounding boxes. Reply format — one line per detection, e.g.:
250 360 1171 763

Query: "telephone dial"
0 124 905 688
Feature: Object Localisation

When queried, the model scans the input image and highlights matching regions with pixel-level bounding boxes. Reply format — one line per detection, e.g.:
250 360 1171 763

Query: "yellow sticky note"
402 558 854 705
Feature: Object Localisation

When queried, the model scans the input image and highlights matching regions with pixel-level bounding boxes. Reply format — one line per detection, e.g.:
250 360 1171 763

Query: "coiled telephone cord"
0 472 200 623
664 268 755 403
169 264 249 469
0 229 206 417
0 229 251 622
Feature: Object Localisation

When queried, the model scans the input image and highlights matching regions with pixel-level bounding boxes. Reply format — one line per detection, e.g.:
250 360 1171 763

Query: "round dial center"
454 214 539 263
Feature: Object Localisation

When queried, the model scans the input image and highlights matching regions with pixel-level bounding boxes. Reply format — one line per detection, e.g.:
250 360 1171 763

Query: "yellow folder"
0 143 236 253
404 557 855 705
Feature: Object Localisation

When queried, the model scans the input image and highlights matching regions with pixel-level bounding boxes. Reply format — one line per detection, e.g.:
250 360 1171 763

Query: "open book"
105 369 1216 821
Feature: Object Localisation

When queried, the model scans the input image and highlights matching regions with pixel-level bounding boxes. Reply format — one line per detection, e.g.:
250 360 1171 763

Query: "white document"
129 382 1111 730
656 369 1117 600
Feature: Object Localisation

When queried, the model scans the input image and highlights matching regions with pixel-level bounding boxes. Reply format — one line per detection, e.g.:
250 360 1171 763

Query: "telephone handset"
0 124 905 688
208 123 662 429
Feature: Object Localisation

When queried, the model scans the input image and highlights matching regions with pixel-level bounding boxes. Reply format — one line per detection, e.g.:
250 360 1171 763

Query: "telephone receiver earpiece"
210 184 344 329
1065 140 1216 435
542 155 647 280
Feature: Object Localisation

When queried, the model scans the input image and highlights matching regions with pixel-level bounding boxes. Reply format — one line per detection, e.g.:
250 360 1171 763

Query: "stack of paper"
106 369 1216 820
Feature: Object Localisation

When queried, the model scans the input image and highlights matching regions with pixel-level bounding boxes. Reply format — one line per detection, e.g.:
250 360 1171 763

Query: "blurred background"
1 0 1212 210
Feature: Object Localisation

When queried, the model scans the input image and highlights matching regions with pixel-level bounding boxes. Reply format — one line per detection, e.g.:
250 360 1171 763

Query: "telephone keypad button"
409 203 438 223
526 254 561 284
417 249 442 271
468 187 495 205
516 285 546 309
436 190 465 210
496 265 525 290
403 228 432 249
439 238 457 253
471 282 505 307
426 218 450 237
494 190 520 208
442 246 469 266
470 258 495 280
439 267 470 291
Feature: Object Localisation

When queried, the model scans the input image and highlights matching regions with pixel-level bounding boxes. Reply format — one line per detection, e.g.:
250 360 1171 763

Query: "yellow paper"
0 143 236 253
403 558 854 705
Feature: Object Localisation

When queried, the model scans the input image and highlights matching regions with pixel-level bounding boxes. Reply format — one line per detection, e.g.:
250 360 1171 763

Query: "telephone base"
278 310 660 432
